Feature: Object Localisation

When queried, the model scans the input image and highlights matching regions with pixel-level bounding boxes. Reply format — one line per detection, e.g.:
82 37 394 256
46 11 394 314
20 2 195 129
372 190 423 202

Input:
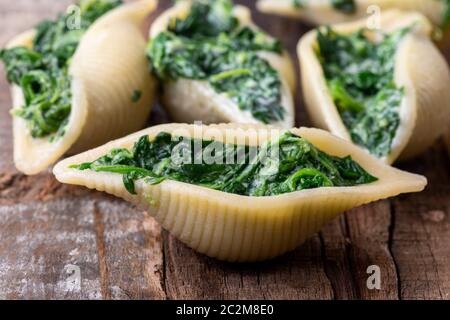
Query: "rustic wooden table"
0 0 449 300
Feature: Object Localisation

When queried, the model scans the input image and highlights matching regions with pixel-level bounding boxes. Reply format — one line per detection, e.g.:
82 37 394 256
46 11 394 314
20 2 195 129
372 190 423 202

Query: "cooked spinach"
0 0 121 139
317 27 409 157
147 0 285 124
292 0 355 14
441 0 450 29
292 0 305 8
71 131 377 196
330 0 356 14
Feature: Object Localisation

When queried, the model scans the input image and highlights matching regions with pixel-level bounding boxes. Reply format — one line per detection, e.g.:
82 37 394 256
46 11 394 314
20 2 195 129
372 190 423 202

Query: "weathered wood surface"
0 0 449 300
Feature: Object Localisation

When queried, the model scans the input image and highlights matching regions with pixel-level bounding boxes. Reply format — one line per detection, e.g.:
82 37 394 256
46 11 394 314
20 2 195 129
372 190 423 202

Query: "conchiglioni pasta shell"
148 0 296 128
256 0 445 27
7 0 158 175
298 11 450 164
53 123 426 262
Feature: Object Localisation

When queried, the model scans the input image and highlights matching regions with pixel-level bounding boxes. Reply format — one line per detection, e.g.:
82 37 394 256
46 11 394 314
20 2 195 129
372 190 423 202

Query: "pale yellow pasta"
148 0 296 129
8 0 158 175
53 123 426 262
298 11 450 164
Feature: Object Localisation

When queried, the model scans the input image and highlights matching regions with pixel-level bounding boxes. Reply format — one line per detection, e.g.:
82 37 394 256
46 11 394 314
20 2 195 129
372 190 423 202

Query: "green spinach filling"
0 0 121 139
293 0 356 14
146 0 285 124
317 27 409 158
71 131 377 196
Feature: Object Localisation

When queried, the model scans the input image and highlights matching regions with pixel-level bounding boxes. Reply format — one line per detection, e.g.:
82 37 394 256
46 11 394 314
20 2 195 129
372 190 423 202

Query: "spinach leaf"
317 27 409 157
0 48 42 84
330 0 356 14
146 0 285 124
72 131 377 196
0 0 121 139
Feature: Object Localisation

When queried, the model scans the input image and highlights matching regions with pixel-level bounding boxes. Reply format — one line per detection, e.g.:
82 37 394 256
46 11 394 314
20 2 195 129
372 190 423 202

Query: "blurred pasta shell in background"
298 10 450 164
8 0 158 175
148 0 296 129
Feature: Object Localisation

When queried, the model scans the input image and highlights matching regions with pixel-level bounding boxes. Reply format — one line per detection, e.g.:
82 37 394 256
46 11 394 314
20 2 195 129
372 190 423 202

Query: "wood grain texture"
0 0 449 300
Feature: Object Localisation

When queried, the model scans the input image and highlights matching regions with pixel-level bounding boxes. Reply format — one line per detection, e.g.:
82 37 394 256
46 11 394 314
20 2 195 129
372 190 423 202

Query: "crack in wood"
319 201 400 300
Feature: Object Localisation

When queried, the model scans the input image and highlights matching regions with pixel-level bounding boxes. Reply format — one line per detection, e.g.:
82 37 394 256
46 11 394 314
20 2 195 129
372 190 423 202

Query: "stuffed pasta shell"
298 11 450 164
257 0 449 31
147 0 296 129
53 123 426 262
0 0 157 175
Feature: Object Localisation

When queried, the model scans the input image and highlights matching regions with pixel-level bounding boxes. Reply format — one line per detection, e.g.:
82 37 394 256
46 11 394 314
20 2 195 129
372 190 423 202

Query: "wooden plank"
0 173 166 299
159 0 335 300
343 202 399 299
159 0 395 301
308 201 399 300
243 0 310 126
392 145 450 300
0 0 71 47
0 0 72 172
164 232 334 300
